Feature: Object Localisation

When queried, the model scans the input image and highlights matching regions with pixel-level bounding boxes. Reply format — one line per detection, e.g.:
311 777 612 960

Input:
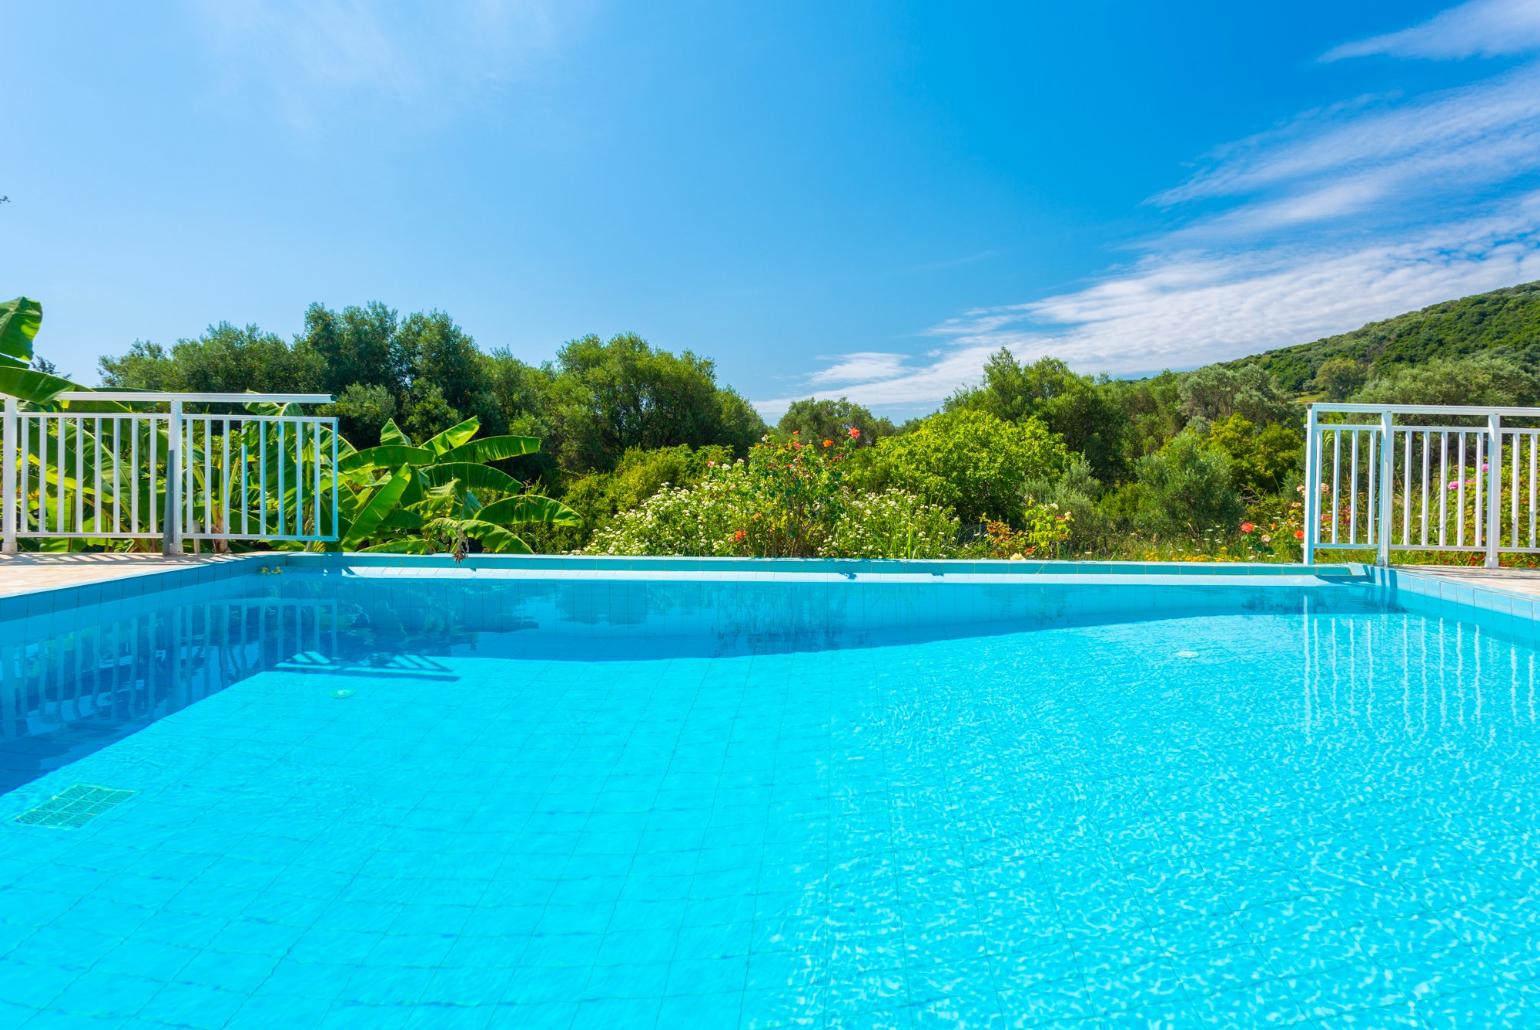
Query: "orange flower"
847 426 861 439
1294 529 1305 540
734 529 747 542
822 438 833 448
1240 521 1255 534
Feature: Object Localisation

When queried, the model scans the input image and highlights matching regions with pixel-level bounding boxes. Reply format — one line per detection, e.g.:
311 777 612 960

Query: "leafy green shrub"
1023 456 1110 554
1353 352 1540 407
821 489 959 559
586 435 963 559
855 409 1071 525
1207 414 1302 502
1129 430 1244 541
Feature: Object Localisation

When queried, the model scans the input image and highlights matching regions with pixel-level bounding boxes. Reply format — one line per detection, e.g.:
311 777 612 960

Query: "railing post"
1386 409 1398 566
1377 410 1393 567
2 397 16 554
163 400 182 556
1302 405 1318 565
1486 412 1502 568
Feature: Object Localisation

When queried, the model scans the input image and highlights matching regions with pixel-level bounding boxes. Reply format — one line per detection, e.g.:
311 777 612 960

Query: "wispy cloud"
186 0 583 130
809 352 912 386
758 0 1540 418
1324 0 1540 61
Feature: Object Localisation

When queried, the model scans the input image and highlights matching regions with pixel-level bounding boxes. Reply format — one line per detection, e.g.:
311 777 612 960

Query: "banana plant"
0 297 74 403
319 416 581 557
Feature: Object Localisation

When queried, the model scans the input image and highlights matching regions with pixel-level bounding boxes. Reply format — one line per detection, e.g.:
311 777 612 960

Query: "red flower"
791 430 800 436
734 529 747 542
847 426 861 439
1240 521 1255 534
1294 529 1305 540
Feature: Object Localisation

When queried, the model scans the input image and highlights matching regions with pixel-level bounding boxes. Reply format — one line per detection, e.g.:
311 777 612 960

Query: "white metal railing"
1304 403 1540 567
1 391 338 554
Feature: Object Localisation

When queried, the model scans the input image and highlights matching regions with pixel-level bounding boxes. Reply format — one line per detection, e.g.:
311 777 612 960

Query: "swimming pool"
2 557 1539 1026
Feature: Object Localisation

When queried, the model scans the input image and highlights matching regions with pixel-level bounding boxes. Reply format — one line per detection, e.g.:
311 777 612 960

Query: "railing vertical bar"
221 418 231 537
165 400 182 555
332 421 341 541
294 419 304 539
1401 428 1411 547
277 421 286 536
203 419 213 540
1474 433 1485 549
0 399 13 553
1420 431 1430 547
1457 433 1466 547
0 397 14 551
259 426 267 537
74 415 83 534
1369 431 1380 548
18 413 30 535
142 417 150 535
1377 413 1392 564
1439 431 1448 548
184 415 194 542
1531 434 1538 549
241 425 249 538
93 417 102 535
1487 413 1502 568
1349 431 1360 546
1331 429 1341 545
55 417 65 534
112 417 121 534
312 422 321 540
1512 431 1521 550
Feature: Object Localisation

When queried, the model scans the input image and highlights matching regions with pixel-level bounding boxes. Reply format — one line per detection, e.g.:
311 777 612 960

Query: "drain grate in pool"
14 784 137 829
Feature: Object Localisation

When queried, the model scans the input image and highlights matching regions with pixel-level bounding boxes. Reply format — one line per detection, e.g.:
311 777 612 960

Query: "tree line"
90 288 1540 561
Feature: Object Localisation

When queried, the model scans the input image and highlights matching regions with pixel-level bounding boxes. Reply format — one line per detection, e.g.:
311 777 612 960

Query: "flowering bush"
821 489 959 558
583 469 757 556
585 431 965 558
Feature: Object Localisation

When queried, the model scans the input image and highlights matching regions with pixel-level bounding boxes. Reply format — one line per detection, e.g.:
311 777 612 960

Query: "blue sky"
4 1 1540 418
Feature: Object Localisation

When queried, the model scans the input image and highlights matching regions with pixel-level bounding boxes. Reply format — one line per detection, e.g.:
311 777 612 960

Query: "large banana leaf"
477 494 583 527
339 445 433 474
439 435 540 464
341 465 413 548
424 417 479 456
425 517 534 555
0 297 41 367
418 461 522 495
379 419 411 447
0 364 73 403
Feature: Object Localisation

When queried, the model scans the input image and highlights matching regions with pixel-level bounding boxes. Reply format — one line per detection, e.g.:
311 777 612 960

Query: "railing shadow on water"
1299 601 1540 742
0 594 346 794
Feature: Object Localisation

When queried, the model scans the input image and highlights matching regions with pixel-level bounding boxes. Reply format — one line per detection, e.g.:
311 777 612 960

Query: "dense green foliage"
100 306 765 472
41 278 1540 562
1235 281 1540 393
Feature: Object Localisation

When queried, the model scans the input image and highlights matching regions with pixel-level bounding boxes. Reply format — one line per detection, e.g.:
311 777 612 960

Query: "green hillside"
1230 280 1540 393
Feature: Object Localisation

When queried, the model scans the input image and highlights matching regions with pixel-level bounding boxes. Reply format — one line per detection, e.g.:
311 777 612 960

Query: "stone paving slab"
0 552 256 598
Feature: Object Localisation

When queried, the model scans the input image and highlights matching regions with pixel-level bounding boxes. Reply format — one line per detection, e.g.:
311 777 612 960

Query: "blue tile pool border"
2 553 1537 639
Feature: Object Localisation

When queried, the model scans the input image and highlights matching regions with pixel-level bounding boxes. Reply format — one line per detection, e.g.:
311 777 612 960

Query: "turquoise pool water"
2 567 1540 1026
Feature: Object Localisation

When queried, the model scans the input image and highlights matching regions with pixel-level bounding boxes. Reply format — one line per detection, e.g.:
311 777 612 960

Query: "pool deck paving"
0 552 254 598
1402 564 1540 599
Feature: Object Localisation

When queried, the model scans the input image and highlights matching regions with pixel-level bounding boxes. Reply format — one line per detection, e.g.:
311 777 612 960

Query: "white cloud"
758 1 1540 416
186 0 583 130
808 352 911 386
1324 0 1540 62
